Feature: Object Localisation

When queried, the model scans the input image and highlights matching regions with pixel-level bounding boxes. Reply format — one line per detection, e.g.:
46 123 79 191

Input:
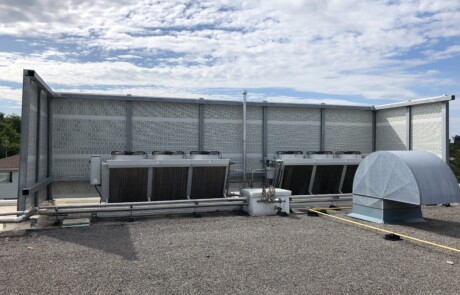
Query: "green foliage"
449 142 460 182
0 113 20 158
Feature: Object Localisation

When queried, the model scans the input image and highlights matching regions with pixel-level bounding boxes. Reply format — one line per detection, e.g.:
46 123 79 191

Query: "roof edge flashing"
53 91 373 110
374 95 454 110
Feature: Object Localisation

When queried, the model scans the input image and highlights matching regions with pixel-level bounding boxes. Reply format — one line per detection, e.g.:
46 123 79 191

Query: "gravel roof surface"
0 205 459 295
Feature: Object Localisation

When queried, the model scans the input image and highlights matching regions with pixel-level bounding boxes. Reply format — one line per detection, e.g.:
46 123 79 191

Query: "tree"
0 113 20 158
4 114 20 134
449 142 460 182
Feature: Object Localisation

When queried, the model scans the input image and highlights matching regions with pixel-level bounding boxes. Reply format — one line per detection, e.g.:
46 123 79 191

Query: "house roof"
0 154 20 171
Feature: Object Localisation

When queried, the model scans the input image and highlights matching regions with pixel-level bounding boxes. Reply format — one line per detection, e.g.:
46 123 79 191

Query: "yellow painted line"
308 206 352 211
308 208 460 254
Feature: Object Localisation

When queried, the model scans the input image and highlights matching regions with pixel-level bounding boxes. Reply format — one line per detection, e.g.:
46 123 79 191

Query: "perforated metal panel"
204 105 243 170
132 102 199 152
53 158 90 178
53 181 99 198
26 85 37 187
412 102 443 158
38 92 48 180
267 107 320 157
52 98 127 178
376 108 407 151
325 110 372 153
247 106 263 171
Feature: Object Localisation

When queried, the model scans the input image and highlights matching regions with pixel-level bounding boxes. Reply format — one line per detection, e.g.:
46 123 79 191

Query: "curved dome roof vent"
349 151 460 224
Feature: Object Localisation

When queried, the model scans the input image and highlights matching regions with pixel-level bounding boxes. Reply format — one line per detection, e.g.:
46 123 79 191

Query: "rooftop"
0 154 19 171
0 205 459 294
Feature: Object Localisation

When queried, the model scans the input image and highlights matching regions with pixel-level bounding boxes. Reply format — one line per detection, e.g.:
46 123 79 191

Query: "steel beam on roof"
257 101 371 110
25 70 452 113
53 92 373 110
406 106 412 150
126 101 133 151
53 176 88 182
34 89 41 207
18 74 33 211
21 177 53 197
442 102 449 163
374 95 455 110
371 110 376 152
320 109 325 151
24 69 54 97
198 98 205 150
46 93 53 200
262 104 268 159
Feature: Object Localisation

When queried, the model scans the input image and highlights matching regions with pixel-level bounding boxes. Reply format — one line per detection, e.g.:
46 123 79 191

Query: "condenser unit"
98 151 230 203
275 151 363 195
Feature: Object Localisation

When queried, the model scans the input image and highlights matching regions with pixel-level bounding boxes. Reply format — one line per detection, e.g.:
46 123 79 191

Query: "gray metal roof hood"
353 151 460 205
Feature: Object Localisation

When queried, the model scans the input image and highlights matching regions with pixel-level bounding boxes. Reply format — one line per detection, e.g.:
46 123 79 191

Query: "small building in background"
0 154 19 199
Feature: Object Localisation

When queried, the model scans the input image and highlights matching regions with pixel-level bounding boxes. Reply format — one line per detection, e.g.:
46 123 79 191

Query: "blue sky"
0 0 459 137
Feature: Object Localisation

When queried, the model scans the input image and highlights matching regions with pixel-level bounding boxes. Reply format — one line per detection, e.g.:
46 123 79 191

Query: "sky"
0 0 459 137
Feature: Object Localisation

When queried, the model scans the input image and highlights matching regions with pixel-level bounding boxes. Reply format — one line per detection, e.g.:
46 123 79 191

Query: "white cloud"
0 86 22 103
0 50 442 100
424 45 460 61
0 0 459 101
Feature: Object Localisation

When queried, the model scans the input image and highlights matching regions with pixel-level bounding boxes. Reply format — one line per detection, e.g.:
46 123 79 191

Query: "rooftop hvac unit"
111 151 147 160
98 151 229 203
349 151 460 224
151 151 186 159
151 151 187 201
275 151 363 195
274 151 304 159
305 151 334 159
188 151 227 199
190 150 222 159
108 151 149 202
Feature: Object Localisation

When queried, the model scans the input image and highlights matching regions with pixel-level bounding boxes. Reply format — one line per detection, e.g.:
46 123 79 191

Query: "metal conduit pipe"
38 202 247 215
291 199 350 206
251 169 265 187
0 210 30 217
242 90 247 187
291 203 352 209
291 202 352 208
39 197 248 210
0 210 36 223
291 200 352 206
290 198 352 203
290 193 352 199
